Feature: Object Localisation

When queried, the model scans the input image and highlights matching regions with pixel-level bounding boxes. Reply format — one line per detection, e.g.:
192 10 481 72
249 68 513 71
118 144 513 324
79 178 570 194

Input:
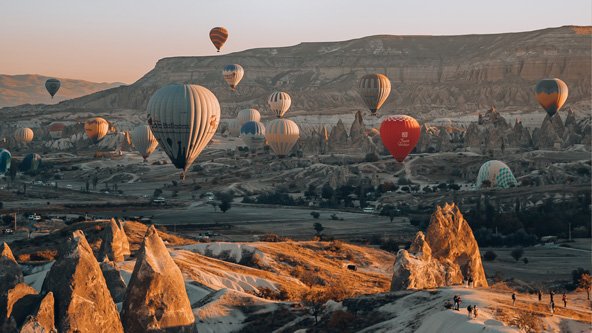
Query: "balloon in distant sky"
14 128 34 144
265 118 300 157
147 84 220 179
268 92 292 118
45 78 61 98
237 108 260 126
209 27 229 52
535 78 568 117
48 122 66 139
0 149 11 174
476 160 518 189
223 64 244 90
19 153 42 173
131 125 159 161
359 74 391 115
379 115 420 162
240 121 266 152
84 117 109 143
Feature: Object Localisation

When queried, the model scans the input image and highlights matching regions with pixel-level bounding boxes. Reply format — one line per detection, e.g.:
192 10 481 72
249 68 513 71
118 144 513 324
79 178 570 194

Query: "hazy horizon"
2 0 590 84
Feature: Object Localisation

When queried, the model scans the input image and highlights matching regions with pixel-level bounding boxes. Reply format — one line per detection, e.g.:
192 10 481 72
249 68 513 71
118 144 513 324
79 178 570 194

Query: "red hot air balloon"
379 115 420 162
209 27 229 52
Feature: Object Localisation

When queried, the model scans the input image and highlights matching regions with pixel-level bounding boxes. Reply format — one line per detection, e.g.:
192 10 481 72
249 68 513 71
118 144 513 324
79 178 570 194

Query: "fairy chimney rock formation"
121 225 196 333
0 243 23 295
41 230 124 333
391 203 488 291
98 218 131 262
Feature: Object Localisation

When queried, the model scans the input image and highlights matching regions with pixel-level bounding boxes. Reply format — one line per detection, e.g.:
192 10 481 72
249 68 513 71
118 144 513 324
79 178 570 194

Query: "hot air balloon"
84 117 110 143
131 125 159 162
209 27 229 52
240 121 266 152
379 115 420 162
476 160 518 189
48 122 66 139
227 119 241 137
19 153 41 173
0 149 11 174
223 64 244 90
147 84 220 179
535 78 568 117
45 78 61 99
268 92 291 118
265 118 300 157
237 108 260 126
14 128 34 144
359 74 391 115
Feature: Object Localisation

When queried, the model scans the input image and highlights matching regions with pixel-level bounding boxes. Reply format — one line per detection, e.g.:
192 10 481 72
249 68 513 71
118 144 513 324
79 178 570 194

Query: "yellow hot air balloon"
14 128 34 144
535 78 568 117
131 125 159 161
147 84 220 179
265 118 300 157
237 108 260 126
223 64 244 90
268 92 291 118
84 117 110 143
358 74 391 115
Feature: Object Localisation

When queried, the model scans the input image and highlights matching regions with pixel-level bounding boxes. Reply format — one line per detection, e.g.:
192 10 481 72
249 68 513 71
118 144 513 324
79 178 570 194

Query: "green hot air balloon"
476 160 518 189
0 149 11 174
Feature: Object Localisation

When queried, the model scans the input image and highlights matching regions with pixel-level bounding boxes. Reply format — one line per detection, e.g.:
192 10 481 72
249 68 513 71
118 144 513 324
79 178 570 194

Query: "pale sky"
1 0 590 84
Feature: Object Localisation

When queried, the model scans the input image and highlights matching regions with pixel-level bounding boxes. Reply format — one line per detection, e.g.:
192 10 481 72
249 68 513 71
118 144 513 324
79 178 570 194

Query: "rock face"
41 230 124 333
121 225 196 333
19 292 55 333
98 218 131 262
0 243 23 295
0 284 55 333
328 120 348 151
391 203 488 291
100 260 127 303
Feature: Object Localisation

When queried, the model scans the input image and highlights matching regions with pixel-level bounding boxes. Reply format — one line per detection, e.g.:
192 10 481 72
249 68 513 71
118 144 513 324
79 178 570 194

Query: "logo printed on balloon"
380 115 420 163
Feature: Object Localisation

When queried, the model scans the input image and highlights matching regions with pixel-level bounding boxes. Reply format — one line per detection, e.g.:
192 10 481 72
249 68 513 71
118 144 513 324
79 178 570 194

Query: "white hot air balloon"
227 119 241 137
147 84 220 179
265 118 300 157
237 108 260 126
268 91 292 118
131 125 159 161
240 121 266 152
222 64 244 90
14 128 34 144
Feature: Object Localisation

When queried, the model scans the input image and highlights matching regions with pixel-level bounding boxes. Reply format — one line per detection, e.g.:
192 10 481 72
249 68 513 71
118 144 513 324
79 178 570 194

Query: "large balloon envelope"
379 115 420 162
535 78 568 117
131 125 159 161
209 27 229 52
223 64 244 90
14 128 34 144
19 153 42 173
359 74 391 115
240 121 266 151
237 108 260 126
0 149 11 174
84 117 110 143
268 92 291 118
147 84 220 178
476 160 518 189
45 78 61 98
265 118 299 157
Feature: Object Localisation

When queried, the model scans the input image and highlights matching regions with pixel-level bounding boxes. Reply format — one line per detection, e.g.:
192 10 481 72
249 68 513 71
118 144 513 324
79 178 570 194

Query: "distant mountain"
0 74 125 108
1 26 590 122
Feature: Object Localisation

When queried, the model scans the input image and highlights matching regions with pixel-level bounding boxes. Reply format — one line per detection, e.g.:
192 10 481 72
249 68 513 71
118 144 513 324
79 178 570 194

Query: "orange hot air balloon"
209 27 229 52
535 78 568 117
84 117 110 143
379 115 420 162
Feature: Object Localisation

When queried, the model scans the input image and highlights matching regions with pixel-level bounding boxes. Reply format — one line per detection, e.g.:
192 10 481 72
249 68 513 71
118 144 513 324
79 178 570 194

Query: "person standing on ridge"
512 292 516 306
550 290 555 303
453 295 459 311
473 305 479 319
550 301 555 315
562 293 567 307
467 305 473 319
456 295 462 310
468 276 474 288
537 290 542 302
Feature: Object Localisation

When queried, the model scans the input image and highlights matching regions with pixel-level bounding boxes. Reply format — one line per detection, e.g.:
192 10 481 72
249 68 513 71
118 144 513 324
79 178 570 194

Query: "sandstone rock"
349 111 366 145
18 292 55 333
328 119 348 151
391 203 488 291
41 230 123 333
0 243 23 295
121 226 196 333
98 218 131 262
99 260 127 303
0 283 36 331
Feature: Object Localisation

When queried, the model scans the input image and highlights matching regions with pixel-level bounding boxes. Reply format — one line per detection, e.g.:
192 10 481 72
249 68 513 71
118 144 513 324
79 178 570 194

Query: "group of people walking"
517 289 568 315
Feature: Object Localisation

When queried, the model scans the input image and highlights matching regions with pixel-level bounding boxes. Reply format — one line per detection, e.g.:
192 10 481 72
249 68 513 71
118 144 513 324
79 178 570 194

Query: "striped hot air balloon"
237 108 260 126
209 27 229 52
476 160 518 189
268 92 292 118
227 119 241 137
379 115 420 162
0 149 11 174
222 64 244 90
14 128 34 144
265 118 300 157
147 84 220 179
240 121 266 152
359 74 391 115
84 117 110 143
131 125 159 161
45 78 61 98
535 78 568 117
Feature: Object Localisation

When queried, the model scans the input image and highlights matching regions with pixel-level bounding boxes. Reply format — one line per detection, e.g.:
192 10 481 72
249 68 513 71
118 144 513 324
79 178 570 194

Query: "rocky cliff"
391 203 487 291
